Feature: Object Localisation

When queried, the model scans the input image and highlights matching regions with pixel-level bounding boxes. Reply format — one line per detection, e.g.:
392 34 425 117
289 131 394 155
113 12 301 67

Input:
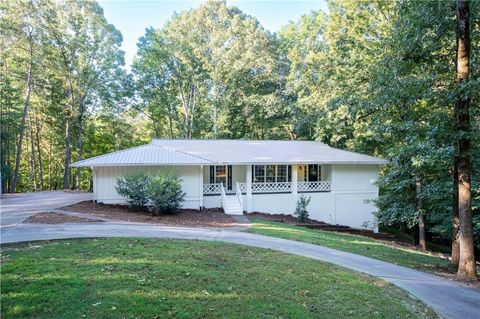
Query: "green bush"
147 172 185 214
294 195 311 223
115 171 151 209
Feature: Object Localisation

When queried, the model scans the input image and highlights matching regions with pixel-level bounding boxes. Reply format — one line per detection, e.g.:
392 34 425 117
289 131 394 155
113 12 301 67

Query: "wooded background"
1 0 479 265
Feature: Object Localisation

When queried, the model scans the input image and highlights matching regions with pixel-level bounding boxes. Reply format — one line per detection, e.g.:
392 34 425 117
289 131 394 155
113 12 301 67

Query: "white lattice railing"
238 183 247 193
252 182 292 193
220 183 227 206
236 182 243 208
203 183 222 195
298 181 331 192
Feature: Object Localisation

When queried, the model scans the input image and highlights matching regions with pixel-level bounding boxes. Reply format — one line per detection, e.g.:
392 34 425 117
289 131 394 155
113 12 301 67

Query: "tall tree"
454 0 477 280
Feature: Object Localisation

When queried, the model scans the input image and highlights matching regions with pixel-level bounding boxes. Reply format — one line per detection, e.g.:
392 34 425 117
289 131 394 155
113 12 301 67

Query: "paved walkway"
1 222 479 319
0 191 92 227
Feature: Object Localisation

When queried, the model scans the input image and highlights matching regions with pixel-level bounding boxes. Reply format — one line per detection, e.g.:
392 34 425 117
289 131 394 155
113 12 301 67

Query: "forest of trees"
1 0 479 278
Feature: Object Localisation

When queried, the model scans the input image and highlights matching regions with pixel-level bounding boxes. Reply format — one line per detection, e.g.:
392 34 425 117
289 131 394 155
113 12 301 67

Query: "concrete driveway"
1 222 480 319
0 191 92 227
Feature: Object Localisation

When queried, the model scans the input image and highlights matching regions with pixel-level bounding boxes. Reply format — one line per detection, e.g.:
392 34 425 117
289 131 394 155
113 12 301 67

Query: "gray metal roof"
69 144 214 167
70 139 389 167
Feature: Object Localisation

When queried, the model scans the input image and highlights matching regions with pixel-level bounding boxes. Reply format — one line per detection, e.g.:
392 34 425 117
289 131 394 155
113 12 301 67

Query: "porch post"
199 165 203 210
246 165 253 212
91 166 96 202
292 165 298 211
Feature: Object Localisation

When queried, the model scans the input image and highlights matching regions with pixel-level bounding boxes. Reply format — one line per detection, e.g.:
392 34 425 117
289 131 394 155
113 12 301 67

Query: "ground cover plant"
1 238 437 319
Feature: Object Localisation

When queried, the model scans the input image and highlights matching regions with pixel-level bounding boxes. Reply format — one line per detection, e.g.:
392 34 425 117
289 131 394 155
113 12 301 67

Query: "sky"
98 0 328 69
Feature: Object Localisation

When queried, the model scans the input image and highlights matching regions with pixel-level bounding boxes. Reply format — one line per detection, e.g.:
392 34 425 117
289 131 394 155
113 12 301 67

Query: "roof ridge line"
151 144 217 164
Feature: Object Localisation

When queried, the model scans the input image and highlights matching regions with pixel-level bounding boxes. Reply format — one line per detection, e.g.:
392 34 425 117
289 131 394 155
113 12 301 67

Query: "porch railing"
252 182 292 193
235 182 243 209
203 183 223 195
237 183 247 193
204 181 331 195
220 183 227 207
298 181 331 192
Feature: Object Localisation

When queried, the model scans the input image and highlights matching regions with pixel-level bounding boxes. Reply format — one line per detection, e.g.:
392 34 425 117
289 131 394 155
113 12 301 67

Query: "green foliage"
147 172 185 214
132 0 287 140
294 195 311 223
115 171 151 209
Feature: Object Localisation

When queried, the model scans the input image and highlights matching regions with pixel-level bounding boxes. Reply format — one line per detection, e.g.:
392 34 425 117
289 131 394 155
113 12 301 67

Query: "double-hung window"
253 165 291 183
254 165 265 183
266 165 276 182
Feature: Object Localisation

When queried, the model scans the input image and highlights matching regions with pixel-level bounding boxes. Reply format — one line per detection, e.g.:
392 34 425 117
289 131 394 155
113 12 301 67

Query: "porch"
200 164 332 215
202 164 332 195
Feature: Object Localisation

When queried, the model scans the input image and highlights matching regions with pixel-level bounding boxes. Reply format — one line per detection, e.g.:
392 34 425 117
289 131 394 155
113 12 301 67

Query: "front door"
308 164 320 182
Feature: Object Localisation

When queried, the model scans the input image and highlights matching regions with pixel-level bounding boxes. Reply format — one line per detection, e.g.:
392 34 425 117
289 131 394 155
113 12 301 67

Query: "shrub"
294 195 311 223
115 171 151 209
147 171 185 214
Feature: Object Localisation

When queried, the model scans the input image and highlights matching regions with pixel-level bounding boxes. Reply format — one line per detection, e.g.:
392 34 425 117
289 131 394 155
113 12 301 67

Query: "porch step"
223 196 243 215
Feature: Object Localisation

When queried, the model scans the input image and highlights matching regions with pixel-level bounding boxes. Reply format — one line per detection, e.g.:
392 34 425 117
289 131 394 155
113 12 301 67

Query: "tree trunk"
28 114 37 191
451 157 460 268
63 116 71 190
11 37 33 192
455 0 477 280
63 78 75 191
34 109 44 190
415 176 426 251
76 98 86 190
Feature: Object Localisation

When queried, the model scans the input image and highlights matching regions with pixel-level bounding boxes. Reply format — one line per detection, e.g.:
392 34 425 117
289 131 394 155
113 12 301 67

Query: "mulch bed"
61 201 238 228
25 212 99 224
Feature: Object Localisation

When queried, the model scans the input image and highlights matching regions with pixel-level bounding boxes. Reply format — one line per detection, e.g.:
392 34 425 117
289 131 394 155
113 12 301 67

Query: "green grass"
247 220 450 273
1 238 437 318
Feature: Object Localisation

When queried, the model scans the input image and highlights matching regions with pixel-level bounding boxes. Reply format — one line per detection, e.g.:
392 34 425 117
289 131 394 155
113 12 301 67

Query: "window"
277 165 288 182
254 165 265 183
253 165 291 183
266 165 276 182
215 165 227 186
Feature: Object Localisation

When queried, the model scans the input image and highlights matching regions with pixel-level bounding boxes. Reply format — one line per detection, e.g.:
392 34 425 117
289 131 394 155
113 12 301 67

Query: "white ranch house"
71 139 388 230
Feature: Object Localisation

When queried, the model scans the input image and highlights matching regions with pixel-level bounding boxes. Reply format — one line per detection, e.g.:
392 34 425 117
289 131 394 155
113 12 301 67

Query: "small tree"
294 195 311 223
147 172 185 214
115 171 151 209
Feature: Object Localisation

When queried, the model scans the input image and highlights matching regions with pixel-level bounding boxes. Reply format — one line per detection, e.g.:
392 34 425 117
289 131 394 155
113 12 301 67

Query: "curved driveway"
0 191 92 227
1 192 479 319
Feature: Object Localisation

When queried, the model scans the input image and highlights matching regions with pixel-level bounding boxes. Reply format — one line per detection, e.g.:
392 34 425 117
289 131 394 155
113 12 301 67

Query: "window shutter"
227 165 232 190
210 166 214 183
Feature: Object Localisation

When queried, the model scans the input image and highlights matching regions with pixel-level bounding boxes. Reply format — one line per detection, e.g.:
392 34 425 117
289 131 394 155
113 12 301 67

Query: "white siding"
251 193 296 214
93 163 380 231
331 164 378 192
94 165 201 209
330 164 379 229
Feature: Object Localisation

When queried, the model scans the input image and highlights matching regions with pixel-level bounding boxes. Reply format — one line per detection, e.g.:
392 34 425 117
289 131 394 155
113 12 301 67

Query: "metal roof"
70 139 389 167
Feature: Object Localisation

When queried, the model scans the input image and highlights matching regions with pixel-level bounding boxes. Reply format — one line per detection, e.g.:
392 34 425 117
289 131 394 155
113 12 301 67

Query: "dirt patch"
61 201 238 228
25 212 99 224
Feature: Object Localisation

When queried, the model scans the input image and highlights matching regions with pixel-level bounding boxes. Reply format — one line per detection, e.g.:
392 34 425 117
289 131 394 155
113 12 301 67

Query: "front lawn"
246 220 450 273
1 238 436 318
